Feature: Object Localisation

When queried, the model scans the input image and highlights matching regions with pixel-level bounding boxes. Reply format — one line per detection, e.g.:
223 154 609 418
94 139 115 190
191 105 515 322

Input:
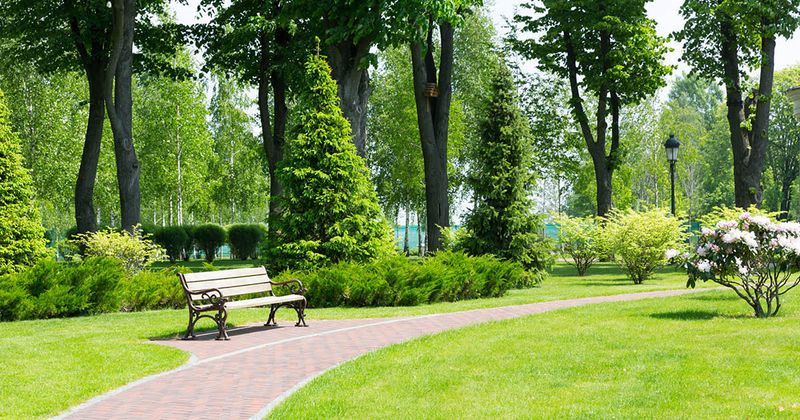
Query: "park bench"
177 267 307 340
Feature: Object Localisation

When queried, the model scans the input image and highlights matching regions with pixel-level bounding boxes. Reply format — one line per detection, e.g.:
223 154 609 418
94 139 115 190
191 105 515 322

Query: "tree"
764 66 800 219
458 63 550 273
676 0 800 207
0 0 175 233
0 89 48 274
199 0 302 234
268 53 395 270
135 52 215 226
409 2 479 252
208 76 270 223
511 0 672 217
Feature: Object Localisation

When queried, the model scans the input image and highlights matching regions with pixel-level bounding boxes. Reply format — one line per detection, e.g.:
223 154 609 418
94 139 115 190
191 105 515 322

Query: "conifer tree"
0 89 48 274
458 63 551 275
267 53 394 270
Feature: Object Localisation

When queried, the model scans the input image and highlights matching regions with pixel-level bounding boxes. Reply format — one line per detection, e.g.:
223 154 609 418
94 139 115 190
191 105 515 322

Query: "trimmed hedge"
193 224 226 262
227 224 266 260
276 251 539 308
153 226 189 262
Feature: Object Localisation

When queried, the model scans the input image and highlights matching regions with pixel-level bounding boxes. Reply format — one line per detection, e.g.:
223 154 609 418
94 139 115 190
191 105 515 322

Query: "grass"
270 290 800 419
0 262 701 418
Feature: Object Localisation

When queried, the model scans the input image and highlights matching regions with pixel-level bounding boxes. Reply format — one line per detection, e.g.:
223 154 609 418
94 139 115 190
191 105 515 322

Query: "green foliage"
72 226 163 275
227 224 266 260
153 226 189 263
603 209 687 284
0 257 125 321
267 53 394 271
457 63 553 273
697 206 779 228
193 224 226 262
556 215 605 276
119 268 186 311
281 251 535 308
0 88 49 275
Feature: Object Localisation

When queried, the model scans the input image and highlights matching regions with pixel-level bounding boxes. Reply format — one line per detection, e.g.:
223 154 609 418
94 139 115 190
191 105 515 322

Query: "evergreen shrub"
193 224 226 262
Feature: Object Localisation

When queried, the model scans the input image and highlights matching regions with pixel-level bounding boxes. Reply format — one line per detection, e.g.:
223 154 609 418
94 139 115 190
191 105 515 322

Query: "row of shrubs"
278 251 540 308
61 223 267 262
0 257 185 321
0 250 538 321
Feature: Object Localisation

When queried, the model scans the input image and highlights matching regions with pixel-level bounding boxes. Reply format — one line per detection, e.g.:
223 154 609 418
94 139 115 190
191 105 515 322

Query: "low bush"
604 209 687 284
71 225 163 274
556 215 605 276
0 257 125 321
277 251 538 308
193 224 226 262
227 224 266 260
180 225 195 261
119 267 187 311
670 211 800 318
153 226 189 262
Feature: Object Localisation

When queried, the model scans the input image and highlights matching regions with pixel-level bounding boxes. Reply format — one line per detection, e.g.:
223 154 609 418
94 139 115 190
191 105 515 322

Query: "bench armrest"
187 288 228 306
269 279 306 295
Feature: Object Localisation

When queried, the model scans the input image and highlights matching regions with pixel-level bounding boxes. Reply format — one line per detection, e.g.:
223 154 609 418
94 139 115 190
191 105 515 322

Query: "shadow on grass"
688 293 738 302
650 310 720 320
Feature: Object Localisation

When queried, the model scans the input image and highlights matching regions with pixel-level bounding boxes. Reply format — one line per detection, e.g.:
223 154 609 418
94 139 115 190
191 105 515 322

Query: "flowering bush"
669 212 800 318
71 226 163 275
604 209 687 284
556 215 605 276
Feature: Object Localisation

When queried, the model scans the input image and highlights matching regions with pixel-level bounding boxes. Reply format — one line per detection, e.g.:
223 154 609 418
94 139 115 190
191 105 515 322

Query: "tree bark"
411 22 453 252
719 17 775 208
562 31 618 217
106 0 141 232
75 64 105 234
326 38 372 157
403 208 410 255
176 103 183 225
258 21 290 238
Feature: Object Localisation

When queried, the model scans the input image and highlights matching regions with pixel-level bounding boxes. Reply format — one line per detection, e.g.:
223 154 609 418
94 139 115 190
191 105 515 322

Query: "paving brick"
57 288 709 419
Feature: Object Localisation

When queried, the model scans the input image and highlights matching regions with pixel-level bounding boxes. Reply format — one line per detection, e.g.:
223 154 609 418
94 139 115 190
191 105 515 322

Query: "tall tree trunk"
259 20 290 239
411 22 454 253
327 39 372 157
106 0 141 232
780 181 792 220
176 103 183 225
75 64 105 234
720 17 774 208
562 31 619 217
403 207 410 255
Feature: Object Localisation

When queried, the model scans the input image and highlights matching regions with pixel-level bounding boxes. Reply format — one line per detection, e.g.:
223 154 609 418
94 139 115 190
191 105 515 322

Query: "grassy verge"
270 290 800 419
1 263 698 418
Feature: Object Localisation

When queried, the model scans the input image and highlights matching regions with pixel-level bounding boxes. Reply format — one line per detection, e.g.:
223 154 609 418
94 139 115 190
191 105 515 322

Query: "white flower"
720 229 758 249
716 220 737 230
750 215 774 230
665 249 680 259
695 260 712 273
738 265 749 275
696 244 707 256
701 227 715 237
777 234 800 255
777 222 800 236
739 212 752 220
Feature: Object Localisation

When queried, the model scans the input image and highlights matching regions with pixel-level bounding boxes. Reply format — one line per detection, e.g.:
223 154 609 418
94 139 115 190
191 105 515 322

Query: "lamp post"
788 87 800 120
664 134 680 216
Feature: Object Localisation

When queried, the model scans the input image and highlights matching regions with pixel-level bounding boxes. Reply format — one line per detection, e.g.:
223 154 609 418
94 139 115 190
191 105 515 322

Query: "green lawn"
0 263 700 418
270 290 800 419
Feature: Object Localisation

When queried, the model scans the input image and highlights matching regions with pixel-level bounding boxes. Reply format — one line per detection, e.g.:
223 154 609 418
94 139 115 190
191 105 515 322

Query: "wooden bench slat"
186 275 271 291
191 283 273 300
183 267 266 282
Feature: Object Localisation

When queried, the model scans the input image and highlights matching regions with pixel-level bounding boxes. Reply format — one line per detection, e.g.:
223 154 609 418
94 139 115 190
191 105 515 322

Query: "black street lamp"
664 133 680 216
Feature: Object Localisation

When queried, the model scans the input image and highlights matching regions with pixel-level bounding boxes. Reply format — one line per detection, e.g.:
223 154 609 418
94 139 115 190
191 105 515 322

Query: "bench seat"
178 267 308 340
225 294 306 309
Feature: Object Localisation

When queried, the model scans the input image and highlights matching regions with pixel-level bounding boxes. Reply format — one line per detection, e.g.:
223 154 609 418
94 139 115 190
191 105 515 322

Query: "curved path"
55 288 712 419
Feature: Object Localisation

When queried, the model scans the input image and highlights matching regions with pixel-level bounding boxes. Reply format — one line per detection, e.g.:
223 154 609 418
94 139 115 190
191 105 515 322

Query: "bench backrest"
179 267 273 301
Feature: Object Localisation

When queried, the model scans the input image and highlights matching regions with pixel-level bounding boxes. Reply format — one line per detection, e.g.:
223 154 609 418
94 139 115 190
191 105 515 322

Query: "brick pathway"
55 288 711 419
